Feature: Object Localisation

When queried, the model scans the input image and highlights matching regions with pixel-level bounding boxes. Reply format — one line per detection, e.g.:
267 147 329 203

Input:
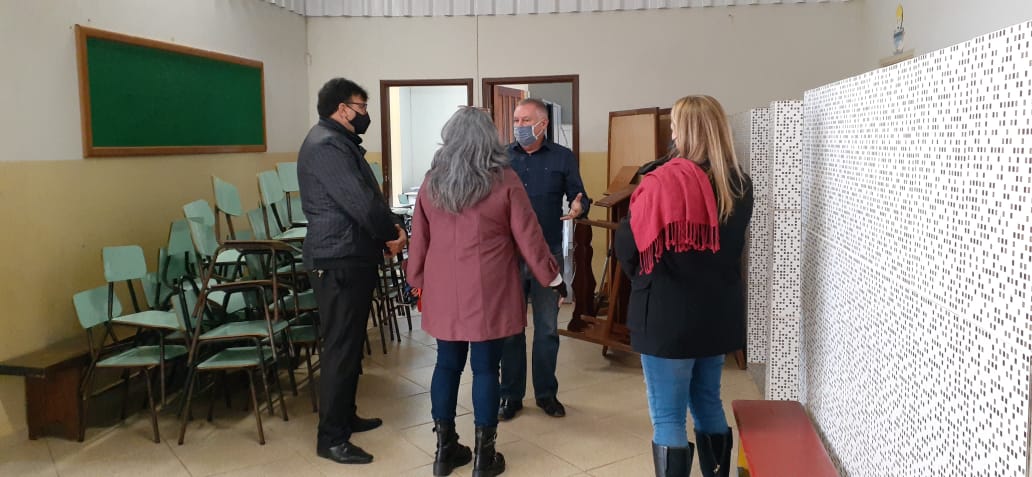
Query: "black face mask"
350 112 371 135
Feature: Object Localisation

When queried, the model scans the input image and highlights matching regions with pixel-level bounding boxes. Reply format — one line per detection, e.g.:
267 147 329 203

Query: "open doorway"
379 79 474 206
482 75 579 159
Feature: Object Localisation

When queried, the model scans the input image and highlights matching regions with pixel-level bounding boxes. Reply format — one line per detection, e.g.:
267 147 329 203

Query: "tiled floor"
0 306 761 477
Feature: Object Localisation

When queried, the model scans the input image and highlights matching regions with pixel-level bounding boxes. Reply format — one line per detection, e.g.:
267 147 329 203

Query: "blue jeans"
500 253 562 401
431 338 506 427
641 354 729 447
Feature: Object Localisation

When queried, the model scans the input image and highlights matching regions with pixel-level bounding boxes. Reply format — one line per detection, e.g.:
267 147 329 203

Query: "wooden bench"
732 400 839 477
0 337 90 441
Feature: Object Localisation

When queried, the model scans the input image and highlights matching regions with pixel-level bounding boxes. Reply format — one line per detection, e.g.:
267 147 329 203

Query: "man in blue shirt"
499 98 590 421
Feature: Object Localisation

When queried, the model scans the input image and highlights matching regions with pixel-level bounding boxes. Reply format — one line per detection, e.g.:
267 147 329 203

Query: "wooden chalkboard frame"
75 25 267 158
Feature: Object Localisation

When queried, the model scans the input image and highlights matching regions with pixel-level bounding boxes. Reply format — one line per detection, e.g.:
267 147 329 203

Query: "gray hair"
425 107 510 214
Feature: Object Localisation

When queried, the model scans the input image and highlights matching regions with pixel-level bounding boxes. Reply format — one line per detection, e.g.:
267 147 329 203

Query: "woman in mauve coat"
406 107 562 477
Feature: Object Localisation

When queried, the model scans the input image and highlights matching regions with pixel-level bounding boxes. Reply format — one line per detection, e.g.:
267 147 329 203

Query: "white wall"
307 3 867 153
0 0 309 162
861 0 1032 65
397 85 469 193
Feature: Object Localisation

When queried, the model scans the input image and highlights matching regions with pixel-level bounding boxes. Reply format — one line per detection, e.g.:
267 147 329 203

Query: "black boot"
472 426 505 477
651 441 693 477
695 428 733 477
433 420 472 476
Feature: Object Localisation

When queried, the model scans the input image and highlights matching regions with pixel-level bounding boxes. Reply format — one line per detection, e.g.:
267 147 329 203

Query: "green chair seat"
273 228 307 241
215 248 242 265
196 346 274 370
206 290 249 314
288 324 317 343
290 311 316 326
276 262 305 274
199 320 289 340
97 345 188 368
274 290 317 312
112 310 181 331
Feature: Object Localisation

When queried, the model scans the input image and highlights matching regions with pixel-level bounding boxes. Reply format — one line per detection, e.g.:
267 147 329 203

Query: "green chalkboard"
76 25 266 157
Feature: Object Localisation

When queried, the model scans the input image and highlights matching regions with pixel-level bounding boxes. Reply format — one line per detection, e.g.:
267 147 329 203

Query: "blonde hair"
670 95 746 223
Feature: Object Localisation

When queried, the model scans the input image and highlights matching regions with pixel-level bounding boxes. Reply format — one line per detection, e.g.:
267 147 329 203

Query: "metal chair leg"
143 368 160 443
247 370 265 445
177 368 199 445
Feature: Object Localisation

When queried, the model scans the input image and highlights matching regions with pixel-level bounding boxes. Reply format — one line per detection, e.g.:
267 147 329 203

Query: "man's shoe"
535 397 566 417
351 415 383 433
316 441 374 464
497 398 523 421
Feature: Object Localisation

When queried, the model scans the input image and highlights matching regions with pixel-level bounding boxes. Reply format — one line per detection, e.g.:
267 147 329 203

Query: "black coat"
614 174 753 359
297 118 401 269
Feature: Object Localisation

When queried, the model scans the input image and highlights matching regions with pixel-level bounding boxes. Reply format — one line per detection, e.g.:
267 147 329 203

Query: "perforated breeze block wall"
732 108 771 365
766 101 803 401
801 21 1032 475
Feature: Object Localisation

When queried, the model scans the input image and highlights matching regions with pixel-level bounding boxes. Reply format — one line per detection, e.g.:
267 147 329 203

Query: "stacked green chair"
102 245 191 404
75 284 188 443
177 240 301 445
257 170 307 241
212 176 246 240
275 162 307 226
183 200 245 279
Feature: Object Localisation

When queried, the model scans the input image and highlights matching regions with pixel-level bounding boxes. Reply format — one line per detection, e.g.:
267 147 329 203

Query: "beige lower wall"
0 151 296 439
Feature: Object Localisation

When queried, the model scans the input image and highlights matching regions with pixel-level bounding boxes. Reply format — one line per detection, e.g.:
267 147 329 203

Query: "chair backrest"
212 176 243 217
276 162 300 193
257 171 285 206
73 286 122 330
167 219 196 257
246 208 271 240
102 245 148 283
371 162 384 186
171 284 199 333
186 218 220 259
183 199 216 227
257 171 293 231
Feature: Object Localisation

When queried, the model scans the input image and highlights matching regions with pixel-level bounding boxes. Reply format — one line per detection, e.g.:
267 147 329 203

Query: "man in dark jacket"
298 78 407 465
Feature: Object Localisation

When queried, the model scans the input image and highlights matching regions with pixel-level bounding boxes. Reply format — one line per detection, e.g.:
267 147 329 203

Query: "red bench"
732 400 839 477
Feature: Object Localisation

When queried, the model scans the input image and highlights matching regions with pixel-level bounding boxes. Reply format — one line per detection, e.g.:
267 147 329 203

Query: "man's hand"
385 224 408 256
560 193 584 221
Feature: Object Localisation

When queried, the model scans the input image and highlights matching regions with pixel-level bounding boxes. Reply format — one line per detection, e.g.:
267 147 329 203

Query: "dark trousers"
309 264 378 448
431 338 506 427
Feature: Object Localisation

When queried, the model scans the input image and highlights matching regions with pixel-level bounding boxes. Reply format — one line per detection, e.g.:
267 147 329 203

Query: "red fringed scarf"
629 158 720 275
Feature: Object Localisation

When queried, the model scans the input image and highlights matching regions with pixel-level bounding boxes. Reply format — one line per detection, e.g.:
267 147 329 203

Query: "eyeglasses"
345 102 368 113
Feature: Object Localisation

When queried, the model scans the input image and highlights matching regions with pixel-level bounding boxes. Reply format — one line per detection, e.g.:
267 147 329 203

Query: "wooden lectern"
561 107 746 368
561 107 673 355
562 166 640 355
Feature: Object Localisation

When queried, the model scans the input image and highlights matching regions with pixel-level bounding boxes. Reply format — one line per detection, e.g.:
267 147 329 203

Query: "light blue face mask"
514 120 544 148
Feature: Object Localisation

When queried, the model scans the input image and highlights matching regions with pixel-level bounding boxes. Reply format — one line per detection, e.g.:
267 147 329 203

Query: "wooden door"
492 86 526 144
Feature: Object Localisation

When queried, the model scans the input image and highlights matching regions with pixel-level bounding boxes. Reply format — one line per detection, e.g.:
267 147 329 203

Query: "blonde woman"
614 95 753 477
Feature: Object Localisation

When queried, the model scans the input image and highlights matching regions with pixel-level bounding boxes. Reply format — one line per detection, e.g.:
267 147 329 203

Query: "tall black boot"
695 427 733 477
433 420 472 476
652 441 693 477
472 426 505 477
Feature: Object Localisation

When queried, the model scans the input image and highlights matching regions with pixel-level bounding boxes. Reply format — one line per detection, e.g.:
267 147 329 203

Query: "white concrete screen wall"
801 20 1032 476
